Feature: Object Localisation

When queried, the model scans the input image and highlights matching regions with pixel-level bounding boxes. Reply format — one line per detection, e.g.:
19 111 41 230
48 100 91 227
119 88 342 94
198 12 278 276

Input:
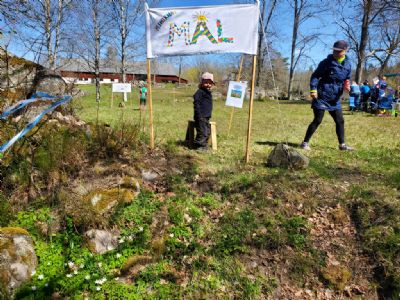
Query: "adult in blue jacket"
300 40 354 151
360 80 371 111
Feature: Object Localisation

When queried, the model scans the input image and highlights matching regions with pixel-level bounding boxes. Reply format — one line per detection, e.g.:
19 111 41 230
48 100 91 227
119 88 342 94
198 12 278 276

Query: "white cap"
201 72 214 83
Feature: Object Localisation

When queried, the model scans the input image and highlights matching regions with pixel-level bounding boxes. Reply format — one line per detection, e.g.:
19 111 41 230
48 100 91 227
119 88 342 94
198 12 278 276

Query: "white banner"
145 3 259 58
112 83 132 93
226 81 247 108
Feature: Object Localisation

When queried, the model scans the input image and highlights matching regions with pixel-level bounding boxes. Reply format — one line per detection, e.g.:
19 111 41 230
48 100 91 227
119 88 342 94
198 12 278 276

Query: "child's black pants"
194 117 210 148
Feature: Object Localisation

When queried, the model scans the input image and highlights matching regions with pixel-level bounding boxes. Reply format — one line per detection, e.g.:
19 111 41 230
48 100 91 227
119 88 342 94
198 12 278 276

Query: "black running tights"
304 108 345 144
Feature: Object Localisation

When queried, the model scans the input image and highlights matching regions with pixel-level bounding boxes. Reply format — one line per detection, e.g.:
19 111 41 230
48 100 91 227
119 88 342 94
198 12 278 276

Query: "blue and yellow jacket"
310 54 351 111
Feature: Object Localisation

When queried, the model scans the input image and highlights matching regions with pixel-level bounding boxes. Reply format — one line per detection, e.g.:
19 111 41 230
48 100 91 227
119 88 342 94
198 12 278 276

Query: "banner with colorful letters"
145 3 259 58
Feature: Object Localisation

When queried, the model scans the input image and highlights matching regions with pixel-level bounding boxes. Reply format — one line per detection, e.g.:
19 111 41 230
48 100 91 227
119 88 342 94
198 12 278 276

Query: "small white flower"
74 270 78 275
31 270 36 276
98 262 102 268
96 286 101 291
184 213 192 223
116 253 122 258
169 233 174 238
95 279 101 284
98 277 107 284
47 262 51 266
38 274 44 280
68 261 75 269
138 226 144 232
44 283 48 287
85 275 91 280
31 286 37 291
66 274 73 278
79 264 84 269
127 235 134 241
118 238 125 244
115 277 119 281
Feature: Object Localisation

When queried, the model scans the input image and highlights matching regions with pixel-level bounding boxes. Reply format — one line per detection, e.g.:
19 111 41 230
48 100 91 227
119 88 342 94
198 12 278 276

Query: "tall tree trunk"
45 0 55 69
120 1 126 83
94 0 101 102
378 54 391 76
178 57 182 86
256 0 266 87
54 0 63 69
288 0 299 101
355 0 372 83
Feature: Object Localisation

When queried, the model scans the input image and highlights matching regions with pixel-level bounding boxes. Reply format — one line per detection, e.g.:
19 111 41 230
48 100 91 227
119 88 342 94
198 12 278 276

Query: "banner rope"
0 94 73 156
0 92 59 120
259 16 289 146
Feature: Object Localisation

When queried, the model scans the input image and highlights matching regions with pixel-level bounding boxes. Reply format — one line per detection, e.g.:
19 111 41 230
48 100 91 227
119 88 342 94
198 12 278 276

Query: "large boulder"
63 176 140 228
266 143 309 170
32 70 67 97
0 227 37 298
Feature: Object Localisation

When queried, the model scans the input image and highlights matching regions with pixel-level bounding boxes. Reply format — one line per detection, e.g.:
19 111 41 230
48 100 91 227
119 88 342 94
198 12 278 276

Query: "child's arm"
193 90 202 117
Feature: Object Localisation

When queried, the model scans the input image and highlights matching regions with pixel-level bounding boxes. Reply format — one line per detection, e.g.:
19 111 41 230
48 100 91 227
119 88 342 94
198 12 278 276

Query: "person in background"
193 72 214 151
300 40 354 151
139 85 148 111
379 76 387 88
349 81 361 111
360 80 371 111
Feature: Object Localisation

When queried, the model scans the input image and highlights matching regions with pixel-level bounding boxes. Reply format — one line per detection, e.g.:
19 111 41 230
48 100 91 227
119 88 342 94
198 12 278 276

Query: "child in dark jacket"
193 72 214 150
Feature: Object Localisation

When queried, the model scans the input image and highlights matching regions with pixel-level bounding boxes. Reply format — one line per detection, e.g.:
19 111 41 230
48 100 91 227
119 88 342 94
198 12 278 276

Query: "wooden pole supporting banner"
147 59 155 149
245 55 257 163
227 55 244 136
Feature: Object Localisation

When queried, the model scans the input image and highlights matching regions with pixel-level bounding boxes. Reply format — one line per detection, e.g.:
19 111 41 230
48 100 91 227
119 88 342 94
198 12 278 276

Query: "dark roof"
57 59 177 76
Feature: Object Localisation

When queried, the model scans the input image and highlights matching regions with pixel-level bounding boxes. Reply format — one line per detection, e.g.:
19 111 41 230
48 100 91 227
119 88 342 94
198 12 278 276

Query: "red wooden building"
59 59 187 84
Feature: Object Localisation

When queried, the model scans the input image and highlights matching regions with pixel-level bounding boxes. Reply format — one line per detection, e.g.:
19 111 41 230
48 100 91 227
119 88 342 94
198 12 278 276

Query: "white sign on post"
112 83 131 102
112 83 132 93
225 81 247 108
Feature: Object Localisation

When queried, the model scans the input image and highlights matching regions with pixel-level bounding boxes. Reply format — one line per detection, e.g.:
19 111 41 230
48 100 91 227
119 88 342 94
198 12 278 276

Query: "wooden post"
228 55 244 135
111 92 114 108
245 55 257 163
147 58 155 149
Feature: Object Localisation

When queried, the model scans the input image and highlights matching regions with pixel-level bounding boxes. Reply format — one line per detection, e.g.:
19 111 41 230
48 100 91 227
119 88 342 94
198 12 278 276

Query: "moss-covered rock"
63 178 140 228
0 227 37 299
84 188 136 213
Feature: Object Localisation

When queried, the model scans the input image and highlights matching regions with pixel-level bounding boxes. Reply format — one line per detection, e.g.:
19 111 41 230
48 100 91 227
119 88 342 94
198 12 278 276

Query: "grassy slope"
9 83 399 299
76 84 400 296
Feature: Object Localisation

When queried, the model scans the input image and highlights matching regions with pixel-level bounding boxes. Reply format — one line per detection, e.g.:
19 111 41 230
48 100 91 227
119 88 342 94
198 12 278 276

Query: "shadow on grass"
310 159 364 180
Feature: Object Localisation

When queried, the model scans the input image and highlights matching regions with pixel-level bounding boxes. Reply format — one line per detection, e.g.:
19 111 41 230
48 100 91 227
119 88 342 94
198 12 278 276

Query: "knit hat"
333 40 349 51
201 72 214 83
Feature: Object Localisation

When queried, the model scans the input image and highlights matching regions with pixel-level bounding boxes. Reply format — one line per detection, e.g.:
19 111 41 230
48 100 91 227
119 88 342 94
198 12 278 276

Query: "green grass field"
77 83 400 177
